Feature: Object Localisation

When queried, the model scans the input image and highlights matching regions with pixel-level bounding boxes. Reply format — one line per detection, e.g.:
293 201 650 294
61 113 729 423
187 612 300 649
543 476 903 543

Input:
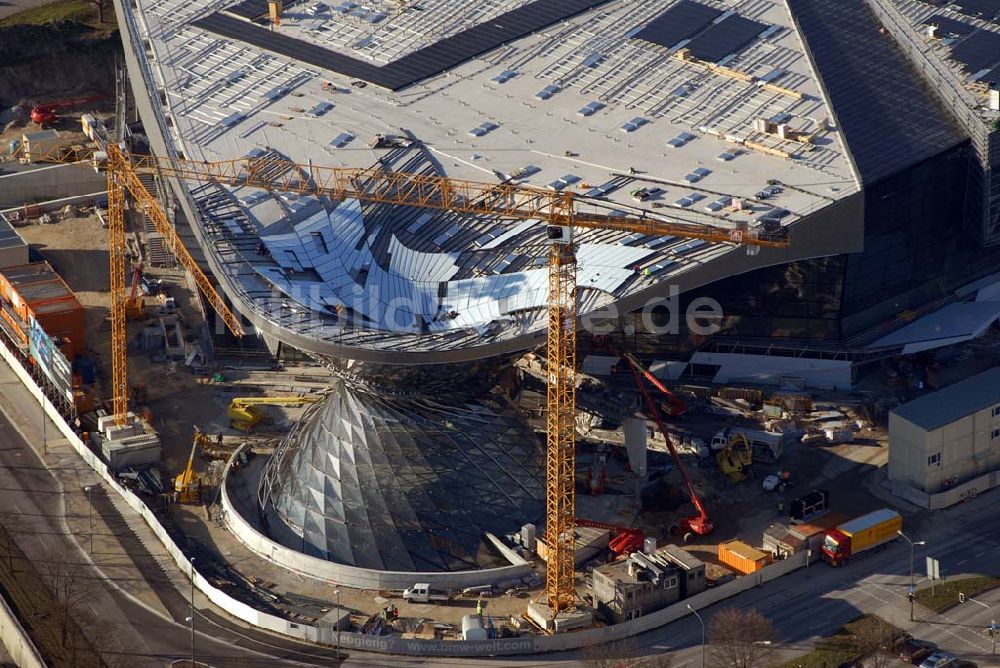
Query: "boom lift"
621 355 713 540
228 395 322 432
33 144 789 615
30 94 104 126
175 427 213 503
618 349 687 417
125 262 145 319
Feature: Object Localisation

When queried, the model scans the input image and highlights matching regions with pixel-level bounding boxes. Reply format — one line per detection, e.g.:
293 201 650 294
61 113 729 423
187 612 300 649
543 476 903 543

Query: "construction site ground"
10 208 929 643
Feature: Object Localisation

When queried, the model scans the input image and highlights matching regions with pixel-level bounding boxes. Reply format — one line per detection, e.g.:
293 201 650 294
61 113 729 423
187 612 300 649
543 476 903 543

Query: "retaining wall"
220 466 533 590
0 191 108 217
0 593 45 668
0 164 107 208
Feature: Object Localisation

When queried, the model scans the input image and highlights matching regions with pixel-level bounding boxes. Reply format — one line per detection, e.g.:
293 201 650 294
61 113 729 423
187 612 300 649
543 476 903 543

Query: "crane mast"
107 162 129 424
545 234 577 612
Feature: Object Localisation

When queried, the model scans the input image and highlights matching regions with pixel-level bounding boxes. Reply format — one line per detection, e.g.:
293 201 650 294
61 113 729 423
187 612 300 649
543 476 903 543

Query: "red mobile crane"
619 350 688 417
125 262 144 319
30 94 104 126
621 354 713 539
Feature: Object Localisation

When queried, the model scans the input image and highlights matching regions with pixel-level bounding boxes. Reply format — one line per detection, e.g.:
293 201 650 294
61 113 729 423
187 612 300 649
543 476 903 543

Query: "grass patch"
915 575 1000 614
780 615 901 668
0 0 114 29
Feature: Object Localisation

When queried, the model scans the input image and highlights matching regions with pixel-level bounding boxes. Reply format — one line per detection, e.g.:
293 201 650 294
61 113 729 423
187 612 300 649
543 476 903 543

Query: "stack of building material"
95 412 162 471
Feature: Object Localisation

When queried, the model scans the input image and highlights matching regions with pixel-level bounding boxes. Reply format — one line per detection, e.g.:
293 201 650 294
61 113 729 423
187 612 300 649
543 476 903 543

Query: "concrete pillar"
623 416 647 478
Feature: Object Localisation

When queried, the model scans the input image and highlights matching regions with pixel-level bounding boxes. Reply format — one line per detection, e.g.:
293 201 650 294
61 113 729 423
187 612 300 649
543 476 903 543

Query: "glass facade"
590 141 1000 354
258 378 545 572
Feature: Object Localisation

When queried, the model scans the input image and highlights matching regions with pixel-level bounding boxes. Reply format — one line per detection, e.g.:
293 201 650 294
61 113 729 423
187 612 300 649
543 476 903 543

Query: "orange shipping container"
0 262 86 357
718 540 772 575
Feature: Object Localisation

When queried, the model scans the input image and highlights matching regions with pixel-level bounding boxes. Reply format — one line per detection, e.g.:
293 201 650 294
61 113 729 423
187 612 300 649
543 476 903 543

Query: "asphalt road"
910 586 1000 662
0 405 341 666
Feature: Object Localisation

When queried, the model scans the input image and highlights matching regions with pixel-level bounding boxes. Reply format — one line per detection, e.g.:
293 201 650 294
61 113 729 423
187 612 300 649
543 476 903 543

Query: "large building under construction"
112 0 1000 574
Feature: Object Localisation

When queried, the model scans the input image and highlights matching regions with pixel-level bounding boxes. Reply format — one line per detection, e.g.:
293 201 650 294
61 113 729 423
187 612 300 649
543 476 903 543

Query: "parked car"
918 651 957 668
896 637 935 664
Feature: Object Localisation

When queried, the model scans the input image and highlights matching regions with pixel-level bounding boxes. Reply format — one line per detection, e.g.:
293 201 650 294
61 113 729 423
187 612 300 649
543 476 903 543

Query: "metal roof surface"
196 0 614 91
0 214 25 251
837 508 899 535
788 0 966 184
891 366 1000 431
633 0 722 49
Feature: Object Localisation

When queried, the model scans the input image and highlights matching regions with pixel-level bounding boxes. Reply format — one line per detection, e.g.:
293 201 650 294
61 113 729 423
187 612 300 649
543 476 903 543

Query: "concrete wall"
887 414 929 491
0 164 106 208
888 469 1000 510
0 594 45 668
889 408 1000 493
220 467 533 590
689 351 853 390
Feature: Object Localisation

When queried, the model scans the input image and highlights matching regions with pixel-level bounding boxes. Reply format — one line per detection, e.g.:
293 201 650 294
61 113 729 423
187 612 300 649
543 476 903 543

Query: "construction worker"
476 599 483 617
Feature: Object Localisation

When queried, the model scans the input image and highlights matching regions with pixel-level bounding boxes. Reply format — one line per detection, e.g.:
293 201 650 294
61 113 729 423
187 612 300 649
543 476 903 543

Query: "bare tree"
851 616 897 668
707 607 777 668
87 0 109 23
581 638 639 668
36 553 99 663
84 615 136 668
0 513 24 574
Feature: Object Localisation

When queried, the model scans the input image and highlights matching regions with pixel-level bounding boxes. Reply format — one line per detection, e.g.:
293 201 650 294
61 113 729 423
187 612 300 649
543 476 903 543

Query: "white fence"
0 594 45 668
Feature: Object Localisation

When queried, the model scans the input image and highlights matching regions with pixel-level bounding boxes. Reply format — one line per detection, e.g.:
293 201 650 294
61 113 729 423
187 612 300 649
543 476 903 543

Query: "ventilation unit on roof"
990 88 999 111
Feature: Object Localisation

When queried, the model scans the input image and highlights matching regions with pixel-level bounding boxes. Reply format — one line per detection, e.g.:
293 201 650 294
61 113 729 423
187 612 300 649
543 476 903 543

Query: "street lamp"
687 604 705 668
334 588 341 660
897 529 926 622
83 486 93 554
189 556 195 667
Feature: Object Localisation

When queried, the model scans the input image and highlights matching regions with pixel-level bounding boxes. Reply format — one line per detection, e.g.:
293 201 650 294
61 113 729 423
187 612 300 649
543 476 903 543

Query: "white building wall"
890 404 1000 493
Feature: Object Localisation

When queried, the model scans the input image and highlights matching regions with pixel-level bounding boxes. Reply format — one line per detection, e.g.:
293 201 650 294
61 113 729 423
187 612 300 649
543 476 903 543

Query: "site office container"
718 540 772 575
0 262 86 357
788 511 849 552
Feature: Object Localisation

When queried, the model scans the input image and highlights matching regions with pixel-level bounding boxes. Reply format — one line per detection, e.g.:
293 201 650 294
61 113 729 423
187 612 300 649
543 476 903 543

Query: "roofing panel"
787 0 966 184
685 14 769 63
952 0 1000 20
226 0 268 20
950 30 1000 73
891 367 1000 431
199 0 613 90
921 14 975 38
981 63 1000 84
632 0 723 50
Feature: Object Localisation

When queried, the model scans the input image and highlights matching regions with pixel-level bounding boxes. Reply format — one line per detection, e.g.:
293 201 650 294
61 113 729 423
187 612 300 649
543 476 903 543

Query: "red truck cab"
821 529 850 566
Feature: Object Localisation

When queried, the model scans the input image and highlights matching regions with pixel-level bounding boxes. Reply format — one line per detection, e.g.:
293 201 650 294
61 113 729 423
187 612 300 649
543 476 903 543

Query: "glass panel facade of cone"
259 378 545 571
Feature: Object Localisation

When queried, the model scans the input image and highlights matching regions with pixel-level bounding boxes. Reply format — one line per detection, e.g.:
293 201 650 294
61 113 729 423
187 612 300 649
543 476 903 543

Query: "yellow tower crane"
104 143 246 426
36 145 789 615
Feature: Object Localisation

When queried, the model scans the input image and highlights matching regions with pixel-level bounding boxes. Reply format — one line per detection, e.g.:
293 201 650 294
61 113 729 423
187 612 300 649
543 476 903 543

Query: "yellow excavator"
716 433 753 482
174 427 213 503
227 395 322 432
